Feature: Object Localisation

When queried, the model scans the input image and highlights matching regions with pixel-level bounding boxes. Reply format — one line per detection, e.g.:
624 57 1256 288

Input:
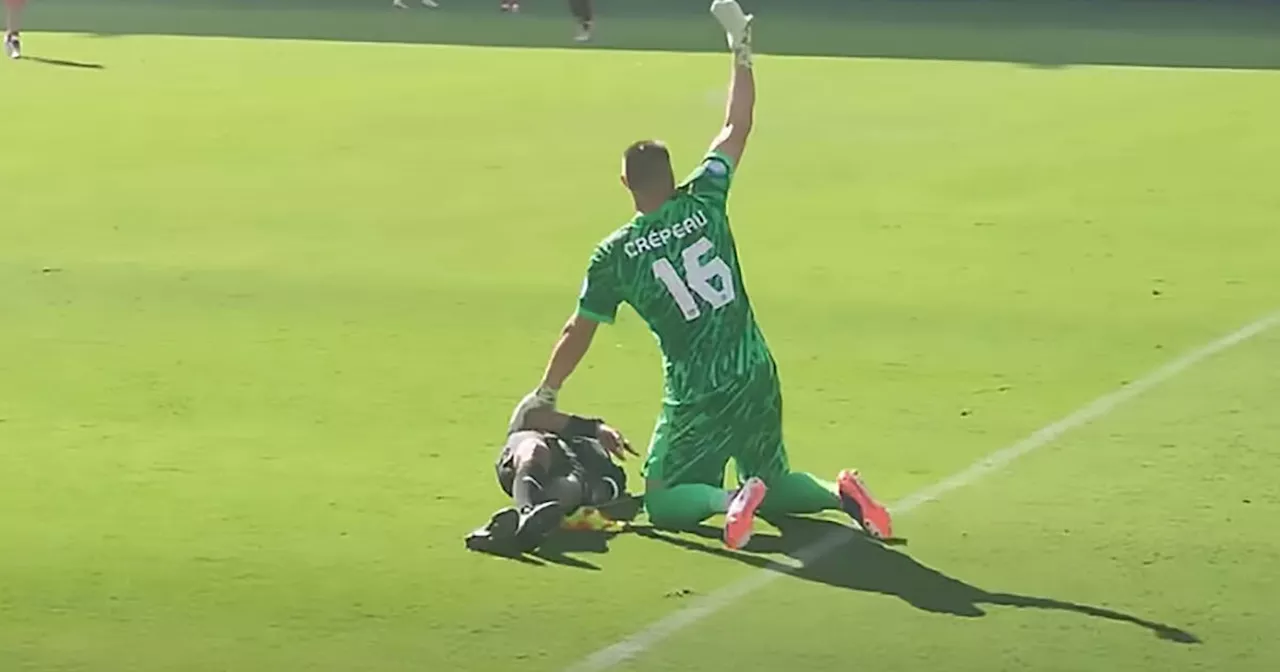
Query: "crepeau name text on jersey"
623 210 709 259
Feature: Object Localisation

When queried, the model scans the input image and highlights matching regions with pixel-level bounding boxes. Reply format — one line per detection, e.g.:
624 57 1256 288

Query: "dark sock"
512 461 548 511
569 0 591 24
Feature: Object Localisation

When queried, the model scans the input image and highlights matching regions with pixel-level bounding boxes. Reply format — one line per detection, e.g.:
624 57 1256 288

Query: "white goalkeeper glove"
711 0 754 67
507 385 559 434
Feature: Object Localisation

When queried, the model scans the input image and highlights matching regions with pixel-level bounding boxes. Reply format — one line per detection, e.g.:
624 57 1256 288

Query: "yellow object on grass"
560 507 626 533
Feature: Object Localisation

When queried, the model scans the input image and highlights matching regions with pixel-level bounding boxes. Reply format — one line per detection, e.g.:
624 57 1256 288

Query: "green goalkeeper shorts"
642 363 791 488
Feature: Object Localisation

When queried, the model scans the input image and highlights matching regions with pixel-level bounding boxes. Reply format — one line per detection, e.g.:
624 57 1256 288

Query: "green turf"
3 2 1280 671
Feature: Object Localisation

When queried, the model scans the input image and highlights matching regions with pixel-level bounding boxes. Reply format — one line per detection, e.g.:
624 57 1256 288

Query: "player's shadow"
636 516 1200 644
26 56 106 70
476 496 645 570
467 531 614 570
531 495 645 569
532 530 617 571
468 528 617 570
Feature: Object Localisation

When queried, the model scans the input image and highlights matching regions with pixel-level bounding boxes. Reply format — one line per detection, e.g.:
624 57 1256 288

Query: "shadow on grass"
468 527 617 570
532 529 616 570
26 55 106 69
28 0 1280 70
470 495 644 570
636 516 1201 644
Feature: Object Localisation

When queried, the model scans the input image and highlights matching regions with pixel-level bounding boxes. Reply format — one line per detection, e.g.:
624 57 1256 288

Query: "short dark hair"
623 140 675 192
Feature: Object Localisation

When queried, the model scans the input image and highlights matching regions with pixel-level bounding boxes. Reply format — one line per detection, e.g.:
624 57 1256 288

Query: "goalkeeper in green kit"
511 0 894 550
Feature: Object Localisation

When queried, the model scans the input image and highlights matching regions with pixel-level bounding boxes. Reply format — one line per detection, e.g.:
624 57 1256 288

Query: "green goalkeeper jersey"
577 150 774 404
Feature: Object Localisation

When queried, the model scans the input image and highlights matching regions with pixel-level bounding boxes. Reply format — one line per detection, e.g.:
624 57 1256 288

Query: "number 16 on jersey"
652 237 737 321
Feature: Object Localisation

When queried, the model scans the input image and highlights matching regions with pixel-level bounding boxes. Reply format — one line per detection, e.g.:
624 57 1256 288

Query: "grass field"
3 1 1280 670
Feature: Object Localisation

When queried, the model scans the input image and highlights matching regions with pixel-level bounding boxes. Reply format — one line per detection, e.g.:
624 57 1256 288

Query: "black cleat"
515 501 563 552
464 507 521 554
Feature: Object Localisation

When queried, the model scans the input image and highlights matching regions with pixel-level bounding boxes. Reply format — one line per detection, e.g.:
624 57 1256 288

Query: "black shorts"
495 430 627 502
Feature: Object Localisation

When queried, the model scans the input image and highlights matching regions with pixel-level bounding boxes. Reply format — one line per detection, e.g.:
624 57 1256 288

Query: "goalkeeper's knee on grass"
644 483 731 530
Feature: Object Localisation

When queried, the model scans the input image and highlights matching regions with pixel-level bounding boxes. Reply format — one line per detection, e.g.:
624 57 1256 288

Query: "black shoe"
515 501 563 552
464 507 520 554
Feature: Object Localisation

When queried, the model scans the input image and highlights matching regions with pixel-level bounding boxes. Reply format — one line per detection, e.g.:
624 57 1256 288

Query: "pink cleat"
838 469 893 539
723 477 768 550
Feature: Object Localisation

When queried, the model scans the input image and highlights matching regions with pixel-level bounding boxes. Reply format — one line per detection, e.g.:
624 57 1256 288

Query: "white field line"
564 310 1280 672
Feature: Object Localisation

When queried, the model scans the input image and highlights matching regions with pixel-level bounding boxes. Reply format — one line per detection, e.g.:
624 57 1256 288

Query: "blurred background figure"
569 0 594 42
4 0 24 59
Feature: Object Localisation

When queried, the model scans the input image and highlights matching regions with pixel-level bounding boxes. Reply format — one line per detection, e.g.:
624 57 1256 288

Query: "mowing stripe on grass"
565 310 1280 672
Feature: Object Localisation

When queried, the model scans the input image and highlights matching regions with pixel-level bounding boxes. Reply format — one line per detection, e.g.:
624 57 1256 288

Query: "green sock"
645 484 730 530
759 472 842 516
